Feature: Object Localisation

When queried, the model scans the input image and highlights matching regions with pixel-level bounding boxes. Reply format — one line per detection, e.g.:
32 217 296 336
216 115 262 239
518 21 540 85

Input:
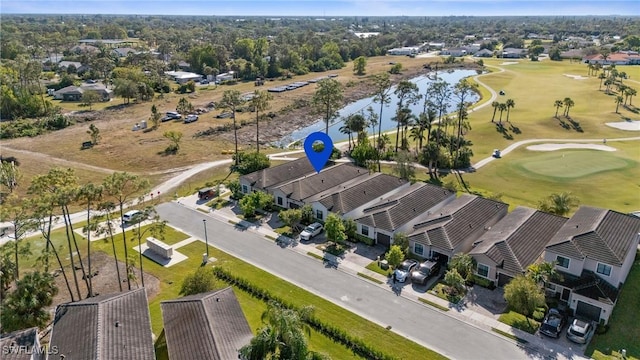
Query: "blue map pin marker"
304 132 334 173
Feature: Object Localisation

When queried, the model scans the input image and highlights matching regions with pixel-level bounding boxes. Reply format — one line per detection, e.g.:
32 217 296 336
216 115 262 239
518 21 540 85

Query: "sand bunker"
527 143 616 152
500 62 519 65
606 121 640 131
563 74 589 80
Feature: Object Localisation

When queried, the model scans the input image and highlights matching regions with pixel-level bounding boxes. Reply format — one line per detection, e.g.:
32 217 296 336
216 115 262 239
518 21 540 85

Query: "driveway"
157 202 540 360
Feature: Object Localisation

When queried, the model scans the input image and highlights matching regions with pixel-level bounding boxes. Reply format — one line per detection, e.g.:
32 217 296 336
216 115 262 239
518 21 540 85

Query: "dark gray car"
410 260 440 285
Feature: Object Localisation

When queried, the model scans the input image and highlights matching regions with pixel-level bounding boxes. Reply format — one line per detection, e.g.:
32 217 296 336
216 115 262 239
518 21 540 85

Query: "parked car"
300 223 323 241
566 319 595 344
162 111 182 122
200 79 210 85
539 308 567 338
410 260 441 285
394 259 419 283
216 111 233 119
184 114 199 123
122 210 143 224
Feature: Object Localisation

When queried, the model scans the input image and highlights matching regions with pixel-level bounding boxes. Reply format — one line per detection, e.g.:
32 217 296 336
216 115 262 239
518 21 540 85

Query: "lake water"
277 69 480 147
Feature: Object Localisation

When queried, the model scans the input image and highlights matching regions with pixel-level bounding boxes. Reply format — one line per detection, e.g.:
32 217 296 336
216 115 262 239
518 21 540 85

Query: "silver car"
300 223 323 241
394 259 419 283
566 319 595 344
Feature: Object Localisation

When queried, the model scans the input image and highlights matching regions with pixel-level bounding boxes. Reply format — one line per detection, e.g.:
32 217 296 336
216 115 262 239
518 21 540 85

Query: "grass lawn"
365 261 392 277
429 283 465 304
587 251 640 360
498 311 540 334
463 142 640 214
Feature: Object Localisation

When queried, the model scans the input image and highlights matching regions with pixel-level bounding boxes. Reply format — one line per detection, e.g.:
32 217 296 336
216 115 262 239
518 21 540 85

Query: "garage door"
576 301 602 322
376 233 391 247
497 273 513 287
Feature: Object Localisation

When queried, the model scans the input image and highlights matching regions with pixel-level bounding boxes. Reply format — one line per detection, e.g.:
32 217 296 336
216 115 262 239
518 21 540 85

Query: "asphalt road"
157 202 537 360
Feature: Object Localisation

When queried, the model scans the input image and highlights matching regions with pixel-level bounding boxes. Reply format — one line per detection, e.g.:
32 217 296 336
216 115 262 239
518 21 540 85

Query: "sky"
1 0 639 17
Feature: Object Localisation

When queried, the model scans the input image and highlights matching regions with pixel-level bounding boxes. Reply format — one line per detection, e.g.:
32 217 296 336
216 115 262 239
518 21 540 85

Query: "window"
477 264 489 278
556 256 570 268
596 263 612 277
277 197 283 206
361 225 369 236
316 210 323 220
241 185 248 193
414 243 424 256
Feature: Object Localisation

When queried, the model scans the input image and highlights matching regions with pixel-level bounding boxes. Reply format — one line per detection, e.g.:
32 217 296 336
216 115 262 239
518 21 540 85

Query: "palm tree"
615 95 624 113
250 90 273 153
598 72 606 90
505 98 515 122
97 201 123 291
349 112 368 145
311 78 343 135
338 116 353 151
393 80 421 152
563 97 575 117
77 183 103 297
102 172 150 291
526 261 558 289
449 253 476 281
627 87 637 106
538 192 579 216
553 100 563 118
490 101 499 122
497 103 507 124
220 90 245 165
587 63 593 76
372 73 393 171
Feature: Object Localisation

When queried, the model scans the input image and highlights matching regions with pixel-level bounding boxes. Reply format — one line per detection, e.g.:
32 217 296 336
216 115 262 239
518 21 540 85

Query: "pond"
277 69 480 147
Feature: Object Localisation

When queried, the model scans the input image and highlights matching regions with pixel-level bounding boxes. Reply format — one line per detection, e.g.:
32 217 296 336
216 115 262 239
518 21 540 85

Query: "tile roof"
469 207 568 275
0 327 43 360
240 157 319 191
276 163 369 202
161 287 253 360
356 183 454 232
554 270 619 304
49 288 155 360
408 194 509 251
546 206 640 266
315 173 408 214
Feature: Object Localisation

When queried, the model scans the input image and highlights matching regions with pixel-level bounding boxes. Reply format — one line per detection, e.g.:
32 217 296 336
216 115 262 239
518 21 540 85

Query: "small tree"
393 151 415 182
324 213 346 245
300 204 314 225
444 268 465 295
231 152 270 175
279 208 303 233
150 104 161 129
526 261 558 289
87 123 101 145
389 63 403 74
240 191 274 218
538 192 579 216
392 233 409 256
163 131 183 154
448 253 476 281
180 267 219 296
503 275 545 318
342 218 357 241
176 97 193 115
81 90 100 110
386 245 404 268
0 271 58 332
353 56 367 75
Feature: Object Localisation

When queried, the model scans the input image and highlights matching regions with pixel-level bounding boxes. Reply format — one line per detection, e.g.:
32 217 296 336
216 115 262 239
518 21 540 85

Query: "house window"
596 263 612 277
477 264 489 278
277 197 283 206
242 185 248 193
414 243 424 256
316 210 323 220
556 256 570 268
361 225 369 236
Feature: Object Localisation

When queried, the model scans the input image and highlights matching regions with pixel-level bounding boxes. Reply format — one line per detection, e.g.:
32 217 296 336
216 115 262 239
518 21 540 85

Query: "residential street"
156 202 541 360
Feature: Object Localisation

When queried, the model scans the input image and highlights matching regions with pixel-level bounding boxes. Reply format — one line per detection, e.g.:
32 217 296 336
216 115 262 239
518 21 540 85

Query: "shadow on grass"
496 123 513 140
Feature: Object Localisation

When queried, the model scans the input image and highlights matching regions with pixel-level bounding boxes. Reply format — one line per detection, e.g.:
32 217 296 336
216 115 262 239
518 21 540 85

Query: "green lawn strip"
307 252 324 260
357 272 383 284
365 261 392 277
429 283 464 304
196 208 209 214
498 311 540 334
265 235 277 241
587 251 640 360
219 257 446 360
491 328 529 344
418 297 450 312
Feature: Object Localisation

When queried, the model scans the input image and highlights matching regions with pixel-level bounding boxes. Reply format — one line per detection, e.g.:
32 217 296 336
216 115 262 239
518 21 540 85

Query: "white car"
300 223 323 241
184 114 198 123
566 319 595 344
122 210 142 223
394 259 419 283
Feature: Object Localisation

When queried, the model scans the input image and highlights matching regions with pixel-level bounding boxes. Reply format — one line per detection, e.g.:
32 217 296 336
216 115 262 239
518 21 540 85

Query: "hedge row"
212 267 399 360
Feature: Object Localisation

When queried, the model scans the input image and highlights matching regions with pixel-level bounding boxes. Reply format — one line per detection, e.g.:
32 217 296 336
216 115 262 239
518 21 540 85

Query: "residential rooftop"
275 163 369 202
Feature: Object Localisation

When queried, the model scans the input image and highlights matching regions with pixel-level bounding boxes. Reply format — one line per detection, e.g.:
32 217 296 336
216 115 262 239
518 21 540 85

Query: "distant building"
474 49 494 58
165 71 203 84
53 83 113 102
387 46 420 56
501 48 527 58
582 51 640 65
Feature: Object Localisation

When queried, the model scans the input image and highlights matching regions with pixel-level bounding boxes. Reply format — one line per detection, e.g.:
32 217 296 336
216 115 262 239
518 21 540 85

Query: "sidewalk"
179 193 589 360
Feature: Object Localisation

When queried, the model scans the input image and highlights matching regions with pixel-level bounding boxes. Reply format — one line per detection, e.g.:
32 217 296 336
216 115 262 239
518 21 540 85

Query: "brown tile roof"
408 194 509 251
49 288 155 360
276 163 369 202
554 270 619 304
0 327 43 360
546 206 640 266
315 173 408 215
240 157 320 191
470 207 568 275
355 183 454 232
160 287 253 360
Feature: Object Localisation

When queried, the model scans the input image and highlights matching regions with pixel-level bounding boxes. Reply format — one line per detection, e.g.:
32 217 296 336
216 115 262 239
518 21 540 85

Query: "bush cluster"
212 267 399 360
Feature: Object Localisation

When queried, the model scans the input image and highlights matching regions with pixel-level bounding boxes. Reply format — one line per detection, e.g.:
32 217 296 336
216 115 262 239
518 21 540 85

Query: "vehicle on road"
184 114 199 123
395 259 419 283
566 319 595 344
122 210 143 224
539 308 567 338
492 149 501 158
300 223 323 241
410 260 440 285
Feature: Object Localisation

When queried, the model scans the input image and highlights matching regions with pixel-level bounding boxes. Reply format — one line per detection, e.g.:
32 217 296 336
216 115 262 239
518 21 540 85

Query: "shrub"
471 274 495 289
